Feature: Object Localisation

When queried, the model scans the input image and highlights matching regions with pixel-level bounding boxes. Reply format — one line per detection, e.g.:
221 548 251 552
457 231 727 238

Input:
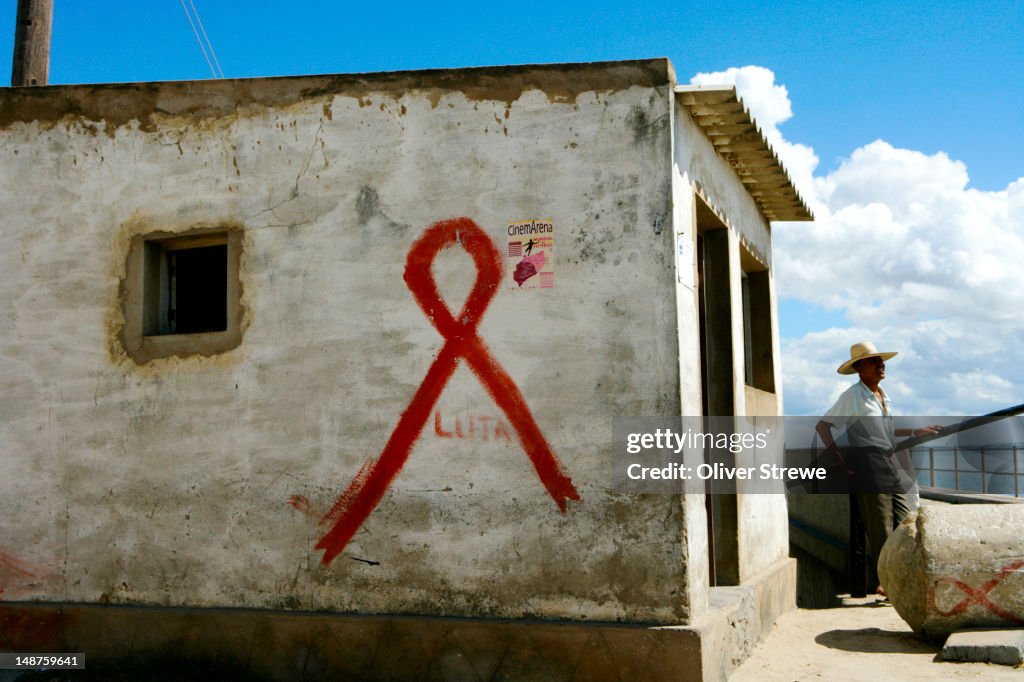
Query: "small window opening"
740 248 775 394
121 227 243 364
742 273 754 387
144 238 228 336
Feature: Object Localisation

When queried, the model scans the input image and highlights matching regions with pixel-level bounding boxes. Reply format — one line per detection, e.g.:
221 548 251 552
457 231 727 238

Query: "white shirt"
823 381 896 451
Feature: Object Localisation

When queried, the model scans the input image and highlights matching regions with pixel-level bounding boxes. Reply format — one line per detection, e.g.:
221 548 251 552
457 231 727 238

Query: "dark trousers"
856 491 911 585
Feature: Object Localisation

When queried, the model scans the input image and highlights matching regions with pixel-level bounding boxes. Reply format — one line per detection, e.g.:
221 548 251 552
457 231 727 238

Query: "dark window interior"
143 238 228 336
170 245 228 334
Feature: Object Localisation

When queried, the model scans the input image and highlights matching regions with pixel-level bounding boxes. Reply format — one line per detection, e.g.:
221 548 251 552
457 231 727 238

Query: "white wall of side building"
672 95 790 584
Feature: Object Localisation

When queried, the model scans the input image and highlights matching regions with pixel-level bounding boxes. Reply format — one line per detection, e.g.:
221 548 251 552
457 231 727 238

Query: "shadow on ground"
816 626 937 655
811 602 937 655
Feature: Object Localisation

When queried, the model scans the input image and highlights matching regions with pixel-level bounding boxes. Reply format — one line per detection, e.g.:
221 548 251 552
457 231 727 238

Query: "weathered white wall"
672 98 790 582
0 62 706 622
669 109 710 618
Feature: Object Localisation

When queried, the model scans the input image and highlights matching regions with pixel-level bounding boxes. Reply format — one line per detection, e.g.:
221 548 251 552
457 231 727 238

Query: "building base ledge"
0 559 795 681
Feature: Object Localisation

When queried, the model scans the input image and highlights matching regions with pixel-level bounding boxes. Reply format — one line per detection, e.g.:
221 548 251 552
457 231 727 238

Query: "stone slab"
941 628 1024 666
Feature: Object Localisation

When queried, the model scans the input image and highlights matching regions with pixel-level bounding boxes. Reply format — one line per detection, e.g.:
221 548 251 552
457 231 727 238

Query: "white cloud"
691 66 792 129
690 66 819 202
691 66 1024 416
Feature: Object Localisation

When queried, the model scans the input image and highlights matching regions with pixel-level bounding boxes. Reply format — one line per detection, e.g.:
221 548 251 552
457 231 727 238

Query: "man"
815 341 938 595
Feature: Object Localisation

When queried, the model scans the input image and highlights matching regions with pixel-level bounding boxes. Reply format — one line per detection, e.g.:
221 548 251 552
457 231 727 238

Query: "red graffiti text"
434 411 514 443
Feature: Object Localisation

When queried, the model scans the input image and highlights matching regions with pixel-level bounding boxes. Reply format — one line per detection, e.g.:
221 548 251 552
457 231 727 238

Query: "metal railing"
912 444 1022 497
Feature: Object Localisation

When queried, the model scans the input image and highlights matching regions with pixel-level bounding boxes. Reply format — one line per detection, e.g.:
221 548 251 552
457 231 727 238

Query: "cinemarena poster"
506 219 554 289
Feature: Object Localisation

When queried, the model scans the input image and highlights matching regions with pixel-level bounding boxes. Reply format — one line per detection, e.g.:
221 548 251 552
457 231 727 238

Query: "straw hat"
837 340 897 375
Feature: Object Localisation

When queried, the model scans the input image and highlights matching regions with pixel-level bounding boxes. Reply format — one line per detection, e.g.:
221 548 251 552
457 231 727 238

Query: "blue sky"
2 1 1022 414
3 1 1020 189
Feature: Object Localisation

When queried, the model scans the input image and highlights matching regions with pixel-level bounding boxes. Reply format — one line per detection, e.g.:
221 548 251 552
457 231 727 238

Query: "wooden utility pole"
11 0 54 86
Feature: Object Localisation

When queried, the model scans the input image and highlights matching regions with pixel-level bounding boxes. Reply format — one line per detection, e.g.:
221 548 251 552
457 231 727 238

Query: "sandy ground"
731 595 1023 681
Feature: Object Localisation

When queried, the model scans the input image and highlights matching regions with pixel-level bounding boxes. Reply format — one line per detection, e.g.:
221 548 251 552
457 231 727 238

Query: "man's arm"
815 419 837 450
816 419 854 476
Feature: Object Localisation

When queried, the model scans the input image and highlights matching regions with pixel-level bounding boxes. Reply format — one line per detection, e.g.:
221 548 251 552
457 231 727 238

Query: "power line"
179 0 223 79
188 0 224 79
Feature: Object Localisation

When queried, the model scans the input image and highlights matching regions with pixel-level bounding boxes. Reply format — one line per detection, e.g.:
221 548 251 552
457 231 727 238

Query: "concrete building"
0 58 811 679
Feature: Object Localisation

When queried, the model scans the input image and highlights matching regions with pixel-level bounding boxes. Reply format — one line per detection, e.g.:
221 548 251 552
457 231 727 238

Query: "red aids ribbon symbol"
314 217 580 565
931 559 1024 624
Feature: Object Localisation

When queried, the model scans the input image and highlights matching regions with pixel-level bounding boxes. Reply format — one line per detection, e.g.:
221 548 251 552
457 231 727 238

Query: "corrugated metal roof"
675 85 813 222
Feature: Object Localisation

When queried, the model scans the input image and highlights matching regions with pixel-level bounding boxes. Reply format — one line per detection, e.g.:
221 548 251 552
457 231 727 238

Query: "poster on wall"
676 230 694 288
506 219 554 289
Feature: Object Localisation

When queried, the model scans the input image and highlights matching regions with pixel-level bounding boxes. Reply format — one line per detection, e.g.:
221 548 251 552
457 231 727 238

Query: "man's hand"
896 424 943 438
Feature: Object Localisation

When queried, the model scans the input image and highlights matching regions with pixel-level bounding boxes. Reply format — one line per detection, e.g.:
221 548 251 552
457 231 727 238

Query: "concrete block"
941 628 1024 666
878 505 1024 638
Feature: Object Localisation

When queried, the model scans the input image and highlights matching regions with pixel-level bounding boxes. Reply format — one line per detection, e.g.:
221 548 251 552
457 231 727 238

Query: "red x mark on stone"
314 217 580 565
931 559 1024 624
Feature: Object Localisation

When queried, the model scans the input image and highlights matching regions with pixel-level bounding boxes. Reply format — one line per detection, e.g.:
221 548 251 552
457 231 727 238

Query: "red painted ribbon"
315 217 580 565
931 559 1024 624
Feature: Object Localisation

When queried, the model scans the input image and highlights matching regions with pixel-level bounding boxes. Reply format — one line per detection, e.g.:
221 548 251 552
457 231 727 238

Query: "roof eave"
675 85 814 222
